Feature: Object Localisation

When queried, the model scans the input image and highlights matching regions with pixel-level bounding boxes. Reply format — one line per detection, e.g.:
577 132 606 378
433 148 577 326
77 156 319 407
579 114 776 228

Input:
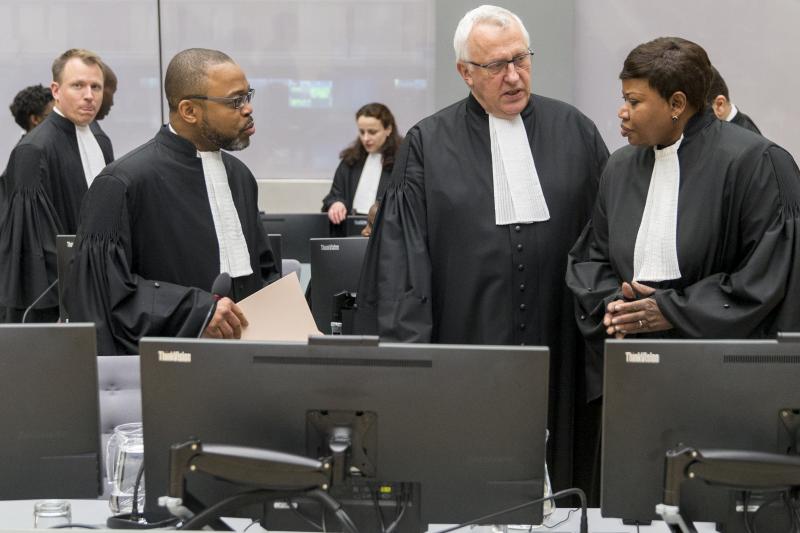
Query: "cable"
21 278 58 323
49 525 100 529
430 487 588 533
742 491 754 533
541 507 578 529
370 484 387 533
180 489 284 530
750 489 789 533
384 483 409 533
309 489 359 533
288 499 323 531
130 461 145 522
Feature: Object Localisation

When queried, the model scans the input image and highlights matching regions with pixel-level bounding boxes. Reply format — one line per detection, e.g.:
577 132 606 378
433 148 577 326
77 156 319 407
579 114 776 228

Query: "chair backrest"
97 354 142 493
281 258 302 280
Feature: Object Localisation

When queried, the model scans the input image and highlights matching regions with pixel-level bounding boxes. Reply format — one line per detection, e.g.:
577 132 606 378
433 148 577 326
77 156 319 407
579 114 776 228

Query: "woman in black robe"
321 103 402 224
567 37 800 361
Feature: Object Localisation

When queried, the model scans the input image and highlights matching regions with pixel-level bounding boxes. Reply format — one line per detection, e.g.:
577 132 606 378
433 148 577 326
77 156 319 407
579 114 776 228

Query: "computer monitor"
602 338 800 529
345 215 369 237
267 233 282 277
56 234 76 321
140 338 549 530
260 213 331 263
309 237 369 333
0 323 101 499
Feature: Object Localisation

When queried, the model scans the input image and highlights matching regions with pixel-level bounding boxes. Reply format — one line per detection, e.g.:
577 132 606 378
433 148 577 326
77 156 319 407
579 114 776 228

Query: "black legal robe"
730 108 762 135
356 93 609 492
321 157 392 213
0 112 113 320
567 110 800 399
64 126 279 355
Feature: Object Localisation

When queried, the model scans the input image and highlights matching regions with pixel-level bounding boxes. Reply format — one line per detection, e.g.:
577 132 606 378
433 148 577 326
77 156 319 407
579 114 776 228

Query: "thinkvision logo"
158 350 192 363
625 351 660 364
321 244 340 251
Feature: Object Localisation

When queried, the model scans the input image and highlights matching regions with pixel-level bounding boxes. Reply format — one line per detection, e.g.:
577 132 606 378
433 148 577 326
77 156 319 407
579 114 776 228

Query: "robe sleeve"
565 173 624 350
321 160 351 212
64 174 214 355
355 128 432 341
655 146 800 337
0 143 61 311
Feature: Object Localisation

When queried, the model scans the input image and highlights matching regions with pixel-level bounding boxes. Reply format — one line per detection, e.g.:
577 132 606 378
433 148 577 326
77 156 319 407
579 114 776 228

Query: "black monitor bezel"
140 338 550 529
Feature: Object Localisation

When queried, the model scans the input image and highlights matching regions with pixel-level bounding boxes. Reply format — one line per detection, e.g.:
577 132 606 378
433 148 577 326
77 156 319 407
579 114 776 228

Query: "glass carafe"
106 422 145 514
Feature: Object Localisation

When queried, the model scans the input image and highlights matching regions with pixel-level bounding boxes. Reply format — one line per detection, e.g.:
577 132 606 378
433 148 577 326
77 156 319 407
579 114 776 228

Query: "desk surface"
0 500 719 532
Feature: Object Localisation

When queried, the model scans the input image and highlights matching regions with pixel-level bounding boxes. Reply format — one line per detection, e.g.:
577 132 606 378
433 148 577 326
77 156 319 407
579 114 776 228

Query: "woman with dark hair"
567 37 800 363
322 103 402 225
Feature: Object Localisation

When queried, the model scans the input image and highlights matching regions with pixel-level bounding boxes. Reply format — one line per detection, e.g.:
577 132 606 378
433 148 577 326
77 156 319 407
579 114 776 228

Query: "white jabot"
197 150 253 279
633 135 684 282
488 113 550 225
725 104 739 122
54 107 105 187
352 152 383 214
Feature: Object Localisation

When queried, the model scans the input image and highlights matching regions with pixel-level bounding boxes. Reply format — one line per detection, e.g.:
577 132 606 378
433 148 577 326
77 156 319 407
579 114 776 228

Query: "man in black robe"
1 84 55 212
0 49 111 323
707 65 761 134
356 6 608 498
65 48 279 355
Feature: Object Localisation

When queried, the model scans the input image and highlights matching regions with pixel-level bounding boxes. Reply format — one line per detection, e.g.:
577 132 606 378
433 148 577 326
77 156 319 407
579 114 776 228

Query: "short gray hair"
453 5 529 63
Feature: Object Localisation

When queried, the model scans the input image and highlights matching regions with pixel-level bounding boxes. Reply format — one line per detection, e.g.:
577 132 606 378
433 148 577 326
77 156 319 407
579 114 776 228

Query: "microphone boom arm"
656 446 800 533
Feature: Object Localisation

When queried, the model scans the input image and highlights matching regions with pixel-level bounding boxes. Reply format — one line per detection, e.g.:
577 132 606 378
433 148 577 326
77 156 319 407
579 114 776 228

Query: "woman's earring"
671 115 679 122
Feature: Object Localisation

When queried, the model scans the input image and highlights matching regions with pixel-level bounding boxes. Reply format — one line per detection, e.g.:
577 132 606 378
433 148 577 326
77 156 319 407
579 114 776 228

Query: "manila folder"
237 272 320 342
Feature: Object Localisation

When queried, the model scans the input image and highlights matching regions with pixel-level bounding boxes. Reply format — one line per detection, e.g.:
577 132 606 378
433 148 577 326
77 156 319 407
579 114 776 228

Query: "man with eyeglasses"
65 48 279 355
356 5 608 501
0 48 112 323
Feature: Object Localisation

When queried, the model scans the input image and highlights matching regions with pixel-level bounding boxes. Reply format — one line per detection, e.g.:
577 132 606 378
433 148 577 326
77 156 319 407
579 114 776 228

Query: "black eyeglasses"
184 88 255 110
465 50 534 76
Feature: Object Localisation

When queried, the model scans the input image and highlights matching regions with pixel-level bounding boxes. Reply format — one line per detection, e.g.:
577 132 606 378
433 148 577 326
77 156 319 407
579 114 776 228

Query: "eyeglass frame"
464 49 534 76
183 87 255 110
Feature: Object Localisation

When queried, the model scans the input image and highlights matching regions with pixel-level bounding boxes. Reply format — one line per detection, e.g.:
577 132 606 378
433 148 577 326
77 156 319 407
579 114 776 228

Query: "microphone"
21 278 59 323
197 272 232 338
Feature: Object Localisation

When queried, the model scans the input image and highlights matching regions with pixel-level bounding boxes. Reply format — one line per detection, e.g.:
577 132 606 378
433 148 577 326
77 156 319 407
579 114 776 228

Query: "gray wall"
1 0 797 212
574 0 800 158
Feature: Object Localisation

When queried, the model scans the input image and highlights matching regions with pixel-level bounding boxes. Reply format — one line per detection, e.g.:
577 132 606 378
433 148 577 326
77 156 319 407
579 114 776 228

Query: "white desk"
0 500 719 532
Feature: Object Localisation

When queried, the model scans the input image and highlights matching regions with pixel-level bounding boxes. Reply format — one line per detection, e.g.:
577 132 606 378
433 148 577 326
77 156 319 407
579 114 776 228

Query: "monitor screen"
0 323 101 499
261 213 332 263
602 338 800 528
140 338 549 530
309 237 369 333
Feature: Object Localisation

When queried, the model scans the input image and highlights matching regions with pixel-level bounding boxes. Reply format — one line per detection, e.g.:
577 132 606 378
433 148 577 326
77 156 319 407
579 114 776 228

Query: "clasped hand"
603 281 673 339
